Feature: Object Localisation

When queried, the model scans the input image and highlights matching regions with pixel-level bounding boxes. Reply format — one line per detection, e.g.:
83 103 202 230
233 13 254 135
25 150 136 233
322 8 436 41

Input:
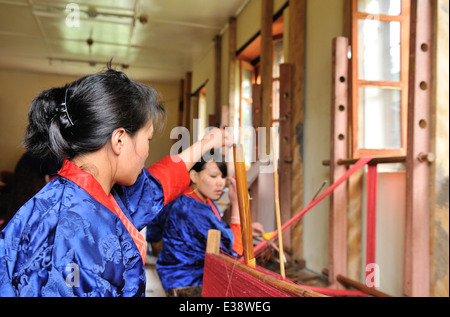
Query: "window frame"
351 0 410 158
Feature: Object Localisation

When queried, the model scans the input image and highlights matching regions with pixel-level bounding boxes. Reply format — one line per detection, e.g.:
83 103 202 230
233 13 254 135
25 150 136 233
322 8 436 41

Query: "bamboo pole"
233 144 255 267
272 132 286 279
336 274 392 297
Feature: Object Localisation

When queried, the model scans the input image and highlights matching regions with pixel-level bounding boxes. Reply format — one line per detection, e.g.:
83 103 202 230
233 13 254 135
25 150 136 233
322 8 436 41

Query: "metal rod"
322 155 406 166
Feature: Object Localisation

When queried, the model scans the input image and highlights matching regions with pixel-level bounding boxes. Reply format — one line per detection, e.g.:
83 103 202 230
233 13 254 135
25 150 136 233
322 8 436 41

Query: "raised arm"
178 127 232 171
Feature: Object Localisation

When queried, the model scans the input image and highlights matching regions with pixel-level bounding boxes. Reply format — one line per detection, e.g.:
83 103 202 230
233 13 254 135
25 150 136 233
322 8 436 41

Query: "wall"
0 70 78 172
141 79 181 166
0 69 179 172
192 43 215 134
302 0 344 276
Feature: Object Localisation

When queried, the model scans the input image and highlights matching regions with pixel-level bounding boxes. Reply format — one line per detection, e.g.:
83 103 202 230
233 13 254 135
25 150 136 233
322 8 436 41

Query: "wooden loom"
202 144 393 297
202 144 326 297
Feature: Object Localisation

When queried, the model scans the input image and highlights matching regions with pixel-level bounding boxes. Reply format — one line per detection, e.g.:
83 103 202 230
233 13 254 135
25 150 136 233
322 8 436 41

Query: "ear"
111 128 127 155
189 169 199 184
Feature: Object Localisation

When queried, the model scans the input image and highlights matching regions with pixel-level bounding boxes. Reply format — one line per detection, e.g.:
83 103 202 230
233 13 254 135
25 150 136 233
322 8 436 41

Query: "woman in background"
147 154 263 297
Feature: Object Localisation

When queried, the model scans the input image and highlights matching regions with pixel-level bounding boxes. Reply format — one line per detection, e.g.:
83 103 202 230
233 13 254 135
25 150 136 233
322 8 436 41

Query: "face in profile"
116 120 153 186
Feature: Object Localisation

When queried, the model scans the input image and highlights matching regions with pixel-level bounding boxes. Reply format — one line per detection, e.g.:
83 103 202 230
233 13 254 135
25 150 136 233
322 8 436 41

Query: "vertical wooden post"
234 144 255 267
279 63 292 249
178 79 185 128
214 35 222 127
221 105 229 127
404 0 432 297
329 37 350 289
250 84 261 224
206 229 222 255
252 84 262 159
287 0 306 261
260 0 274 154
184 72 192 132
228 17 237 129
272 132 286 278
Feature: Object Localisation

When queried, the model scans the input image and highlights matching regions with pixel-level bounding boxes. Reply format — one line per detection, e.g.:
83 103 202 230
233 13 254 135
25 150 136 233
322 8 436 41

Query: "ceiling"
0 0 249 82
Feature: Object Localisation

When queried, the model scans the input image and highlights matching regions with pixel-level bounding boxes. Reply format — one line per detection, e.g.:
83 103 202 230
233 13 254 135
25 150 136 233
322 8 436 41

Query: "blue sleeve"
112 168 165 232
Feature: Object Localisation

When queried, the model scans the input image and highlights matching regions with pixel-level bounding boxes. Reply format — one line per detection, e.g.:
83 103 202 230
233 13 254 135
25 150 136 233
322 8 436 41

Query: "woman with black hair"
0 68 229 297
146 154 260 297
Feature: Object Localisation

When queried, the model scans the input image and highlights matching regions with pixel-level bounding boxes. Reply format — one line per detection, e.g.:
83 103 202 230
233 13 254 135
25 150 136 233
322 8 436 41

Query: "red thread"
254 156 373 255
202 157 378 297
202 253 369 297
365 164 378 285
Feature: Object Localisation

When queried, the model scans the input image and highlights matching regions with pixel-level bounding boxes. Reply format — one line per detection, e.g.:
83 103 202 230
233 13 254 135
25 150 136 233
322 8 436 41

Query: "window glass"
357 0 401 15
241 99 255 164
272 39 284 121
357 86 401 149
273 40 284 77
241 64 254 166
357 19 401 81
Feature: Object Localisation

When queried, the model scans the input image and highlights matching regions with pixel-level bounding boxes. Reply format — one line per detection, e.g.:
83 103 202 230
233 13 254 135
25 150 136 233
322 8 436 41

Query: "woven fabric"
202 253 292 297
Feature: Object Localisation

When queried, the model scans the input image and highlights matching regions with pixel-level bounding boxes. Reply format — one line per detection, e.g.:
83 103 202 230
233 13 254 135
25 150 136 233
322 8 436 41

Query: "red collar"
184 187 209 204
184 186 220 220
58 160 147 264
58 160 109 204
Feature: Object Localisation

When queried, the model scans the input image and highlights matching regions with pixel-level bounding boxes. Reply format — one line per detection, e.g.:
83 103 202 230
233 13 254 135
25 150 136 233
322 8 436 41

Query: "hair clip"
61 88 74 126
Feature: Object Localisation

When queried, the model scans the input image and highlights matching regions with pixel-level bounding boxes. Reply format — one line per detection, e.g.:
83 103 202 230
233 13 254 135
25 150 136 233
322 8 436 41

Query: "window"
351 0 410 157
192 85 207 142
271 38 284 165
236 13 285 167
239 61 255 166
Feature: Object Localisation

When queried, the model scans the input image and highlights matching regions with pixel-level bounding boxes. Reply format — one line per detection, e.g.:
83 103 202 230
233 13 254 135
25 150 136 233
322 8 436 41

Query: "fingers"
252 222 265 237
226 176 236 184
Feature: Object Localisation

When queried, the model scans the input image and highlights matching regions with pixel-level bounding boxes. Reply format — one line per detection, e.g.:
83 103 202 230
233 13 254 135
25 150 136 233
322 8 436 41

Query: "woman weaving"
0 68 229 297
147 153 264 296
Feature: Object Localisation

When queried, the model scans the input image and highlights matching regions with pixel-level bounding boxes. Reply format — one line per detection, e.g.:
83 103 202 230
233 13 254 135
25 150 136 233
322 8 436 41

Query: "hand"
227 176 240 224
202 127 234 151
227 176 238 205
251 222 265 238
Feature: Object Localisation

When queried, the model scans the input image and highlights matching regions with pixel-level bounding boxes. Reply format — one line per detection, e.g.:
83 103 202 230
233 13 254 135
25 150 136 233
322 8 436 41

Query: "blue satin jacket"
147 192 238 291
0 156 189 297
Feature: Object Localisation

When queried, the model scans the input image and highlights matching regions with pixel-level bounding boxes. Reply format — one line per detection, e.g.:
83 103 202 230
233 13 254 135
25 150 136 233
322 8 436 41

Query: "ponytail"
23 68 166 161
23 86 73 160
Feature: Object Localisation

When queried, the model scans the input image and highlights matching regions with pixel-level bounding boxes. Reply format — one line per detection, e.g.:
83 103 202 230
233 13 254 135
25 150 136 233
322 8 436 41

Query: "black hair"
23 67 166 160
191 151 227 178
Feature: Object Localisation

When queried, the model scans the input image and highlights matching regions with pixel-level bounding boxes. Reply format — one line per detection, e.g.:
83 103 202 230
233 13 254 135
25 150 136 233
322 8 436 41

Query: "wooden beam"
329 37 350 289
250 84 261 225
279 63 292 249
287 0 306 263
177 79 185 128
405 0 432 297
252 84 262 160
337 274 392 297
184 72 192 132
214 35 222 127
260 0 274 154
221 105 229 127
322 156 407 166
206 229 221 255
228 17 237 128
